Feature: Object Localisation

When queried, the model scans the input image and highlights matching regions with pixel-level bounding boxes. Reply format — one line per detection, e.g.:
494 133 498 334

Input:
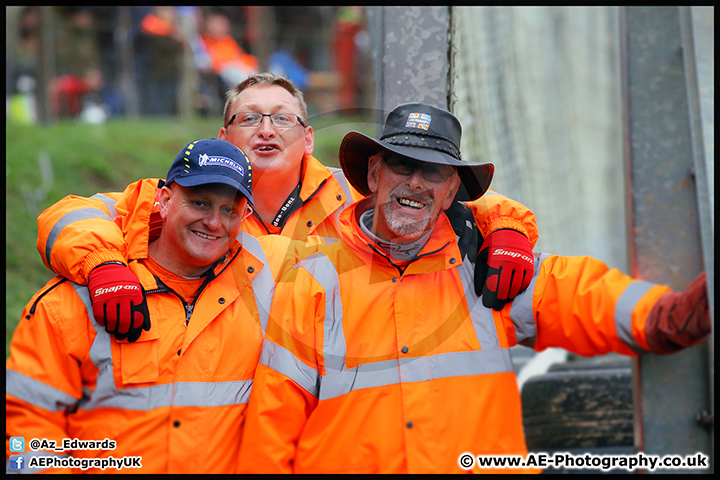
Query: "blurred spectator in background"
51 7 104 118
269 50 309 91
200 12 259 92
92 7 125 117
175 7 221 117
333 6 365 111
6 6 371 122
8 6 40 124
137 6 184 117
14 7 40 82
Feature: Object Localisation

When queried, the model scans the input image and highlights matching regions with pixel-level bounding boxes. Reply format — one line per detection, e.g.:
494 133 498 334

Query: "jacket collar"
338 198 463 275
298 154 334 201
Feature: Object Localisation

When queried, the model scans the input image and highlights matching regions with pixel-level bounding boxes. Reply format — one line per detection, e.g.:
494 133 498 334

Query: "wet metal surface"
621 6 713 473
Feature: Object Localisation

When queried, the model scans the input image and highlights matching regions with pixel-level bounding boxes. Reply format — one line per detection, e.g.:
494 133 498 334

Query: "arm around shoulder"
465 189 539 247
36 178 161 284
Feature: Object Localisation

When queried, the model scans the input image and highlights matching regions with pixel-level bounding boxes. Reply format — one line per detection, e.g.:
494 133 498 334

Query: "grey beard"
359 208 431 260
381 199 434 238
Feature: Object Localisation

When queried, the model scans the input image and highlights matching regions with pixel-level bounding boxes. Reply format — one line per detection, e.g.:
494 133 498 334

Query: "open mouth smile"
254 144 279 153
193 231 220 240
397 197 427 209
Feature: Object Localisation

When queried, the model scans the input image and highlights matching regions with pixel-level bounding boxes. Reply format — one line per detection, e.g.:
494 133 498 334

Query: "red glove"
475 229 534 310
645 272 710 354
88 262 151 342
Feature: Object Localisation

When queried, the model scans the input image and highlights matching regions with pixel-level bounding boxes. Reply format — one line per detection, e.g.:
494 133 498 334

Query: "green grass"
5 114 376 355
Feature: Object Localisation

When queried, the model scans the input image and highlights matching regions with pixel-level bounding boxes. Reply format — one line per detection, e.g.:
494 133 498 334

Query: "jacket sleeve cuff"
478 216 530 241
80 249 128 284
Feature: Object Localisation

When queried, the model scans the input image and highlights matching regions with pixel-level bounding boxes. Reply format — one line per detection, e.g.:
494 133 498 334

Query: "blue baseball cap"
165 139 253 204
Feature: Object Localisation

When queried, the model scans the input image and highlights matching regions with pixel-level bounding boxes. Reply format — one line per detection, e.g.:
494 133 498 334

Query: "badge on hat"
198 153 246 177
405 112 431 131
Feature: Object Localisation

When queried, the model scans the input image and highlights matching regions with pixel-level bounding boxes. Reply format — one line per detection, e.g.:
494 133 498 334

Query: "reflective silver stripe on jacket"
263 251 514 401
71 282 253 410
318 349 514 402
258 339 320 397
45 208 113 270
237 231 275 334
91 193 119 218
330 168 355 226
319 237 341 246
456 255 504 349
6 369 81 412
614 280 656 353
508 252 552 347
44 195 118 270
297 254 346 374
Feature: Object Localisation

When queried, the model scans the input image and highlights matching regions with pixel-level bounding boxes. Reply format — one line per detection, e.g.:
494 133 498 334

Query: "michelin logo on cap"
198 153 245 176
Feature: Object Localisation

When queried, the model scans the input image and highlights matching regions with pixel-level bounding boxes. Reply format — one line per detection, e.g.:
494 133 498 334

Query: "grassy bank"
5 114 376 353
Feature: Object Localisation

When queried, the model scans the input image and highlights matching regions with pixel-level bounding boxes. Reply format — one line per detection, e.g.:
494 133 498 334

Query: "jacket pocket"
119 335 160 385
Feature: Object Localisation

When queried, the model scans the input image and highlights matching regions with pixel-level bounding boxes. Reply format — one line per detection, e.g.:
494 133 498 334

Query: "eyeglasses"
226 112 307 129
382 156 457 183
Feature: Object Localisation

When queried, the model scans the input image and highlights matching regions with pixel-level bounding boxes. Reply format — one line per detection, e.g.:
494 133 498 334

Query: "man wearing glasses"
218 78 334 239
35 73 539 342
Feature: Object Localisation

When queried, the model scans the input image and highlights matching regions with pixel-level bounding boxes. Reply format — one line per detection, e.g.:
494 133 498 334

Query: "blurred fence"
5 6 375 125
451 6 627 269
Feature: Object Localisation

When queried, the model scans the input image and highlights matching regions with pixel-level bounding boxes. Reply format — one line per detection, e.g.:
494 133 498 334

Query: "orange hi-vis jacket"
34 154 538 285
237 199 671 474
6 180 311 473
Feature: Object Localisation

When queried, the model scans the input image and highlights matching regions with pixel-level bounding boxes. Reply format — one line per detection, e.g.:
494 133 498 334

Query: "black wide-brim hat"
339 103 494 201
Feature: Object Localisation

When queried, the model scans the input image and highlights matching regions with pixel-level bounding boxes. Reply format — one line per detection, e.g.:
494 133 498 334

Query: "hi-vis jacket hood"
237 201 670 474
6 180 312 473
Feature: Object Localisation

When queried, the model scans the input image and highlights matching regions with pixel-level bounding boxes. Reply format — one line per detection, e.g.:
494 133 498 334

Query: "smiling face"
367 153 460 244
152 183 250 277
219 84 314 181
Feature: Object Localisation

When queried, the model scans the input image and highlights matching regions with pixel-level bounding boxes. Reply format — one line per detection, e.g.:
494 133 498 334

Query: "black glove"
444 201 479 264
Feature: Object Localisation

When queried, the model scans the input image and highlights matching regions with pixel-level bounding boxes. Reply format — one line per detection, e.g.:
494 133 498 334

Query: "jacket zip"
25 278 69 319
143 248 242 326
144 284 194 326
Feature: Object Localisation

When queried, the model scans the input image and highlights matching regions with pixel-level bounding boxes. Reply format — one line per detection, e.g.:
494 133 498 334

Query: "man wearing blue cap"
151 139 254 277
6 139 312 473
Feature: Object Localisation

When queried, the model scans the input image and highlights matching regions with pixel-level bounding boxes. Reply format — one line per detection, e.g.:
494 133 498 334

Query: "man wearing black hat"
237 104 711 474
339 103 495 246
6 139 314 473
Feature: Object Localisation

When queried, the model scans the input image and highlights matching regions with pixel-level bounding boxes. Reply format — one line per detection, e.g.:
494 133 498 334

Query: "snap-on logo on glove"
93 285 141 297
492 248 533 264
